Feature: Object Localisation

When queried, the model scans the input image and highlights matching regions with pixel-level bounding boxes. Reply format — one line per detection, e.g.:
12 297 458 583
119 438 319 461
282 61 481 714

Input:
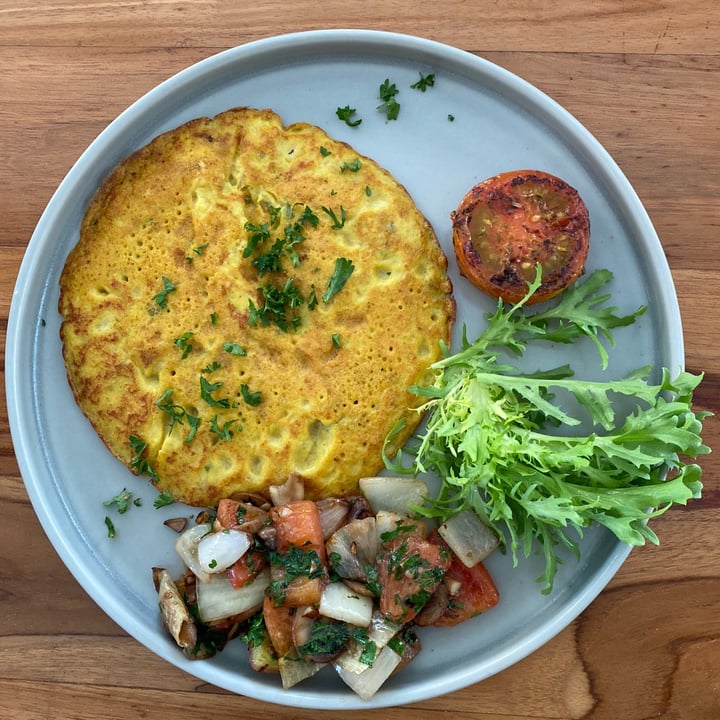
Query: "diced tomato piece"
270 500 326 563
216 498 244 529
376 533 451 624
431 535 500 626
227 550 266 589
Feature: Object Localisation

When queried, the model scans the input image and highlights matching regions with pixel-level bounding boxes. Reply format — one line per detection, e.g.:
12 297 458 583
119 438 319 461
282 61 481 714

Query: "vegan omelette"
59 107 455 507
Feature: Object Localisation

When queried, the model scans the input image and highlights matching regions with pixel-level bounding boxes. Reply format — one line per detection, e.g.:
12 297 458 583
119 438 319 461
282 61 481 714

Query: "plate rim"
6 28 682 709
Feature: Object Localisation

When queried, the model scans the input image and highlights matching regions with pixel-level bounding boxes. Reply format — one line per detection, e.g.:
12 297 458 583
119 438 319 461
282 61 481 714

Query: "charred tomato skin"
451 170 590 305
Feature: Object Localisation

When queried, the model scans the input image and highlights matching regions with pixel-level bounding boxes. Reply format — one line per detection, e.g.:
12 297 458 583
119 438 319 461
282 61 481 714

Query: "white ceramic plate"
6 30 683 709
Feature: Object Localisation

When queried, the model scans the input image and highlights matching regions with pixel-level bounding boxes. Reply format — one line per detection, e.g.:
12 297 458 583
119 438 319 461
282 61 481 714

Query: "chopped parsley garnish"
336 105 362 127
243 222 271 258
128 434 158 482
319 146 332 157
200 376 231 409
321 205 347 229
102 488 136 514
298 205 320 228
248 278 305 332
240 383 262 406
245 206 317 275
307 285 319 311
209 415 239 441
253 237 287 275
331 333 342 349
202 361 222 374
411 72 435 91
365 185 372 197
155 389 189 431
153 490 175 509
323 257 355 303
104 516 116 538
174 332 194 359
378 79 401 120
341 158 362 173
153 276 176 308
223 342 246 356
184 413 201 444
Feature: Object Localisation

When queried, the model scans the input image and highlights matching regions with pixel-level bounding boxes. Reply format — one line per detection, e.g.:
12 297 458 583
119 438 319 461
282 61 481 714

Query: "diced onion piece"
174 523 213 583
325 516 378 581
197 528 251 573
279 656 324 689
374 510 404 541
196 567 269 623
335 612 402 674
335 645 402 700
438 509 499 567
359 476 429 515
319 582 374 627
316 498 350 539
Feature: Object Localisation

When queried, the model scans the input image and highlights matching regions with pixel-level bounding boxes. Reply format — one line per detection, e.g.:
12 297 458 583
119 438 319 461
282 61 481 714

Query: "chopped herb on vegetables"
269 545 325 606
384 267 710 593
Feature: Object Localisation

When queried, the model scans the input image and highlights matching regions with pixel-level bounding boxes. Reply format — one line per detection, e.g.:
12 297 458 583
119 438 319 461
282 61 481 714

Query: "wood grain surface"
1 2 718 719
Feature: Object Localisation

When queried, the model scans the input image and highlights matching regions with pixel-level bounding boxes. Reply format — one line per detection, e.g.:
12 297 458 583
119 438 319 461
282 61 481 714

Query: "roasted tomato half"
451 170 590 305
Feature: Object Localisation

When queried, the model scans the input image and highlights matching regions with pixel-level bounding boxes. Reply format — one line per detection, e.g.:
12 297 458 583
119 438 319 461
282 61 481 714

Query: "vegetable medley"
154 473 500 700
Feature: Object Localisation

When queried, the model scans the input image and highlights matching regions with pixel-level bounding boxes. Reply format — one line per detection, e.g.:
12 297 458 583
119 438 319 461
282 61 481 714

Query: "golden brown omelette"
59 107 455 507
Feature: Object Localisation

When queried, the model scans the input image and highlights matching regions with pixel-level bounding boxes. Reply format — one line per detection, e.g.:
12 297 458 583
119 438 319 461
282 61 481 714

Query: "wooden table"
2 2 718 718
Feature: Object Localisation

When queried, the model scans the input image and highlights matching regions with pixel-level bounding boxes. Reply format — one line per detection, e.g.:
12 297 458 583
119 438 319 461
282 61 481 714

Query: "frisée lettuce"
384 267 710 592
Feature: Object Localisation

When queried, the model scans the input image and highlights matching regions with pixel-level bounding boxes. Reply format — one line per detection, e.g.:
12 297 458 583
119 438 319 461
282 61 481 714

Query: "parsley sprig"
377 79 400 120
323 257 355 302
336 105 362 127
